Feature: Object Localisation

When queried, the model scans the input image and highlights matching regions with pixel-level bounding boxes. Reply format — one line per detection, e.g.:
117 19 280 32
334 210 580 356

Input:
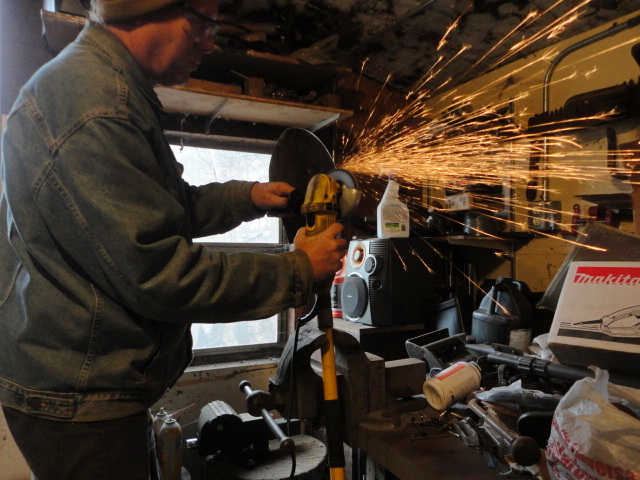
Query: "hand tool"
467 399 540 467
475 346 640 389
453 418 480 447
299 168 359 480
270 128 361 480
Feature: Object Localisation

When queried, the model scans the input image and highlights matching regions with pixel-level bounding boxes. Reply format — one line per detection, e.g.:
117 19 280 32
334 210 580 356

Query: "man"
0 0 347 478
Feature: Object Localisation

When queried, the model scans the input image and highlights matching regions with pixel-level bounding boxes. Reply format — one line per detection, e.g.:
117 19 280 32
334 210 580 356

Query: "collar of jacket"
77 21 163 114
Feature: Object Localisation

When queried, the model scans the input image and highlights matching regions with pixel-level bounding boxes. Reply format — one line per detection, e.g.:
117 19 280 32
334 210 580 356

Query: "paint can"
158 417 182 480
423 362 481 411
152 407 169 438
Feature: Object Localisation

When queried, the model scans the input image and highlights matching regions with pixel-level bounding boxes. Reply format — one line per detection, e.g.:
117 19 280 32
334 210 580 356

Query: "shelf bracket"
308 113 340 133
205 98 229 134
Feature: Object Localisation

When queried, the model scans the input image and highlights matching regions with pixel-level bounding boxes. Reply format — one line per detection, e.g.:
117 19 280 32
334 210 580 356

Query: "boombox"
340 238 443 326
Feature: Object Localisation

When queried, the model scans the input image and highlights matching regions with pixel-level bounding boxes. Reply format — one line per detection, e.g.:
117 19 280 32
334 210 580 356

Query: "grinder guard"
269 128 360 241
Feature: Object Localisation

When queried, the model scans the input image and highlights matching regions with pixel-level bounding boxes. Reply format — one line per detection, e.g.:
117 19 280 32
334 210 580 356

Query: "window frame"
188 242 292 365
167 135 292 364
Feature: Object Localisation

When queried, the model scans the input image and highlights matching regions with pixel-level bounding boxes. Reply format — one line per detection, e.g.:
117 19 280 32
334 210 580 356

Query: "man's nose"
196 34 217 54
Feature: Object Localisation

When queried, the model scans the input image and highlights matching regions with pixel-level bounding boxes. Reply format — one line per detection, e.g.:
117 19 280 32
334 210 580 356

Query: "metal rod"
239 381 295 453
540 14 640 202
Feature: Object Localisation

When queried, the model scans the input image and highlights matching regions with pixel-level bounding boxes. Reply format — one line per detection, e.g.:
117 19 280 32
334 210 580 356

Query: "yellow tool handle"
301 172 346 479
321 329 339 401
317 302 346 479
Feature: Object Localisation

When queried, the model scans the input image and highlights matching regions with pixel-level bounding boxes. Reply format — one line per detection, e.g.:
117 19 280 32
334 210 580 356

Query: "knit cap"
94 0 182 23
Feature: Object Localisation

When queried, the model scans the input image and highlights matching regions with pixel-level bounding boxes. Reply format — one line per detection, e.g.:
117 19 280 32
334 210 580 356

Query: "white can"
153 407 169 438
423 362 481 411
158 417 182 480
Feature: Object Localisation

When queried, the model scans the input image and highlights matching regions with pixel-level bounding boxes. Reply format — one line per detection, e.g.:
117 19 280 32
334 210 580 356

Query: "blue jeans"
2 406 161 480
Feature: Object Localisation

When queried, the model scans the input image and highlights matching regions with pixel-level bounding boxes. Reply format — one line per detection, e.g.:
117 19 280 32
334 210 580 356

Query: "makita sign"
549 261 640 375
573 266 640 285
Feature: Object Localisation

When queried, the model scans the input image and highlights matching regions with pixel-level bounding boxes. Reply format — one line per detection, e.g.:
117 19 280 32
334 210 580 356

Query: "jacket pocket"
0 225 21 308
75 284 104 390
0 262 20 308
140 322 164 381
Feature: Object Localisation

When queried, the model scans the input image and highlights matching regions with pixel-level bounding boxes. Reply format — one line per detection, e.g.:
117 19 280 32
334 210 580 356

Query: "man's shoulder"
30 43 125 108
18 45 131 144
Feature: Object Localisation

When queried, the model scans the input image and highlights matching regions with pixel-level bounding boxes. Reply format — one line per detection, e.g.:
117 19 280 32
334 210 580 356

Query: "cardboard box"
540 223 640 311
548 261 640 375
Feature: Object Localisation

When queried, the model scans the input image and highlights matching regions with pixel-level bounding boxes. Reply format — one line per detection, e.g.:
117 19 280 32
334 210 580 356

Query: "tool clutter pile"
406 277 640 479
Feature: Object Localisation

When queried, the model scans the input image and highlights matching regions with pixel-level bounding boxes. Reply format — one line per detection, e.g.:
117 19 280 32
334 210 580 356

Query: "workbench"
278 321 543 480
357 400 539 480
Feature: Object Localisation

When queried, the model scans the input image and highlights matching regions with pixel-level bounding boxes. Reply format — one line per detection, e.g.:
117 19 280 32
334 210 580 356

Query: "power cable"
286 296 319 480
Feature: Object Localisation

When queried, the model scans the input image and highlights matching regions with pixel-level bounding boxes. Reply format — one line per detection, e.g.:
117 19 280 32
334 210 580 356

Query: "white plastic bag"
545 368 640 479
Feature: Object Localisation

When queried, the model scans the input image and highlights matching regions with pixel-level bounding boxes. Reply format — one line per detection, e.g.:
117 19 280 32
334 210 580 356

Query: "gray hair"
87 0 105 24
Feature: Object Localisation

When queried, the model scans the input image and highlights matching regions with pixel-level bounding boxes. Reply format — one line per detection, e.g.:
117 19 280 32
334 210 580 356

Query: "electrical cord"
286 295 319 480
286 320 303 480
289 452 297 480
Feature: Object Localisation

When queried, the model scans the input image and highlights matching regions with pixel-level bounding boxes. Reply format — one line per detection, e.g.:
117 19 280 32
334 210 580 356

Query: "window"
170 144 288 358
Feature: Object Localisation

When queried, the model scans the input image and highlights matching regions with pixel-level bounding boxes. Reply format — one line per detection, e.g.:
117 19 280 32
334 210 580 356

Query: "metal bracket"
308 113 340 132
205 98 228 134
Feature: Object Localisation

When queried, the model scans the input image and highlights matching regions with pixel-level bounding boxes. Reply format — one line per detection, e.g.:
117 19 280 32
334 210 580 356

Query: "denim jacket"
0 22 313 421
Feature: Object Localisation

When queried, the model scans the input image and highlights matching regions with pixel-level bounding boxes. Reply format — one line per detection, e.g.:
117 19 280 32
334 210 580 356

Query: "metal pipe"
540 14 640 201
543 14 640 112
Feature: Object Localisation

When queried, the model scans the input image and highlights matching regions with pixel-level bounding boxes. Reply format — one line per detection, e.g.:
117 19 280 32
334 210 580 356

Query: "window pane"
190 318 277 349
171 145 281 350
172 146 279 243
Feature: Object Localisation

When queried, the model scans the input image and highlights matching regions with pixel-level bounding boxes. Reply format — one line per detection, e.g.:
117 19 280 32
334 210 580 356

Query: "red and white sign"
548 261 640 373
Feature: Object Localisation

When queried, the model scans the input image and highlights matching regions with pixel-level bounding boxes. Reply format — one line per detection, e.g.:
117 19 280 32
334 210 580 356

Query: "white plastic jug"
377 177 410 238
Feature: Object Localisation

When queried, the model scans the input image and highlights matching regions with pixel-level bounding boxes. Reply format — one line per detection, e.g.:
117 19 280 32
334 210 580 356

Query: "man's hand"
251 182 295 212
294 223 348 283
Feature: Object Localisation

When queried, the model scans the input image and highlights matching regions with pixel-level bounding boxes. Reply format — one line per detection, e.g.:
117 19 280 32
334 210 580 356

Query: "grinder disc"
269 128 335 242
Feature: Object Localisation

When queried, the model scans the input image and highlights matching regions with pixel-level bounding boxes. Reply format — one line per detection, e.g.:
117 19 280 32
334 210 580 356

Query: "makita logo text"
573 266 640 285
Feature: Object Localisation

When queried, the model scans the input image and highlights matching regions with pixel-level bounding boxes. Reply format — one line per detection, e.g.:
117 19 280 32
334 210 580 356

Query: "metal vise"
268 324 427 449
189 399 300 466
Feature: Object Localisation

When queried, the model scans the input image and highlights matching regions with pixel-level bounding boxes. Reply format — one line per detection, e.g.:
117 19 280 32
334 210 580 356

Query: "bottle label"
330 281 343 318
423 362 481 410
509 328 532 349
433 362 466 381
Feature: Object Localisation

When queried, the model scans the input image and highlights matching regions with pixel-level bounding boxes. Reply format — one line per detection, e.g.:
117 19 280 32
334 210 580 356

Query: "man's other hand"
251 182 295 212
294 223 348 283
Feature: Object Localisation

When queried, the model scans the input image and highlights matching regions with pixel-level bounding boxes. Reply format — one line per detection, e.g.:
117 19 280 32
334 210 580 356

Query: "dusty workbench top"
357 400 542 480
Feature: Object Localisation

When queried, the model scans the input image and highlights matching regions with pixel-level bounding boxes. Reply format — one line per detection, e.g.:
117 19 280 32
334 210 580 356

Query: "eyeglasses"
179 2 222 38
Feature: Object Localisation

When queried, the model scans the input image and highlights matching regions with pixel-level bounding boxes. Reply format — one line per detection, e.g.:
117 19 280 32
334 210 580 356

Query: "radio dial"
350 243 366 269
364 255 383 274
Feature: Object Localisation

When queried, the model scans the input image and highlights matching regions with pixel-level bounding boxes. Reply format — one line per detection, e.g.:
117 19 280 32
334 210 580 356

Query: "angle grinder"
269 128 360 480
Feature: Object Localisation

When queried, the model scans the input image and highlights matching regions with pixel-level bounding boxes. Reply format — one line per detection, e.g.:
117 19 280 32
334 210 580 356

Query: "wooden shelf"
155 79 352 131
42 10 353 131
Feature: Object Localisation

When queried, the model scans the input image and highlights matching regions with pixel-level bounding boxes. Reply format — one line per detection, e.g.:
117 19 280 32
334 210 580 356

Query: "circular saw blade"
269 128 335 242
328 168 361 219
